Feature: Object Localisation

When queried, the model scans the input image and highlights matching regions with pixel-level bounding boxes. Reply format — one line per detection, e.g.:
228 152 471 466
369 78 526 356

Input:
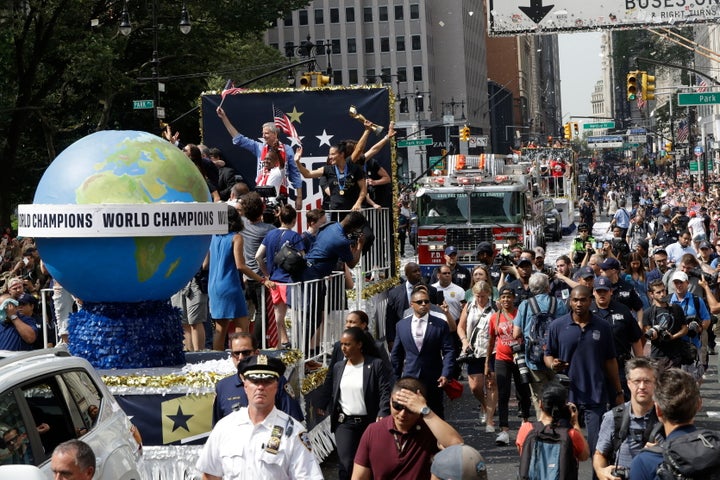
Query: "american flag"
273 105 301 145
696 75 708 93
636 93 646 109
221 79 244 98
677 119 689 143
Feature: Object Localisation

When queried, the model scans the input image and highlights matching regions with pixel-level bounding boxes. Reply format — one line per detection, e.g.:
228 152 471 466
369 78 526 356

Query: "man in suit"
391 287 456 418
385 262 438 349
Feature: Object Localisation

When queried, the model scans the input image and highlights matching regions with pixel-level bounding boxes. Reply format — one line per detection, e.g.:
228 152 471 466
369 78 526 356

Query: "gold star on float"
287 106 304 123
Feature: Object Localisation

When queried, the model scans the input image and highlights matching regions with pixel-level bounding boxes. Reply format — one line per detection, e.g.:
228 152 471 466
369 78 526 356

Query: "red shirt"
354 415 439 479
488 309 517 362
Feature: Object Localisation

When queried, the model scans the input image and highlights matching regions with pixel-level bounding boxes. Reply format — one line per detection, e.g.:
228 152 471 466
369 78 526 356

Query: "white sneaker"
485 424 496 433
495 430 510 445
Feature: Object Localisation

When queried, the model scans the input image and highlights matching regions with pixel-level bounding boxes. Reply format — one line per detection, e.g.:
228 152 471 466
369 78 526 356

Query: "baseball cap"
517 258 533 267
237 354 285 381
475 242 494 255
431 444 488 480
445 246 458 256
534 246 546 258
498 285 516 297
671 271 689 283
577 266 595 279
506 231 519 239
593 276 613 291
689 211 697 217
599 258 621 270
17 293 38 306
442 378 464 400
700 241 713 250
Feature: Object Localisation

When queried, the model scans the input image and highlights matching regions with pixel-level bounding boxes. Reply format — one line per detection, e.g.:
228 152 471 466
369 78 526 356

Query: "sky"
558 32 603 122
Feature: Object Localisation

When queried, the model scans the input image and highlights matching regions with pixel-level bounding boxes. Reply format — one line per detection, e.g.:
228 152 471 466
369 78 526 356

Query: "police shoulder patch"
299 431 312 452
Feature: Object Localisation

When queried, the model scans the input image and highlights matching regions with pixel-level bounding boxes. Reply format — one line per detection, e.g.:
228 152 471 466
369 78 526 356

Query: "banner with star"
115 393 214 445
201 86 392 212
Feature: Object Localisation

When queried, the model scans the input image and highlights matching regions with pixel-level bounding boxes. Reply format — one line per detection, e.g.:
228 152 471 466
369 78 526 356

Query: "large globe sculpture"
33 130 212 302
22 130 227 368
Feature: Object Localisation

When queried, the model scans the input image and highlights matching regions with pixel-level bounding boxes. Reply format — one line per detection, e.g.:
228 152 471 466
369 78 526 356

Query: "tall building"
265 0 489 179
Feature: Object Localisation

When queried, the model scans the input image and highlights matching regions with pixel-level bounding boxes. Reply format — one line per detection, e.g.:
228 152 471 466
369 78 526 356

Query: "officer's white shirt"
432 281 466 321
196 406 322 480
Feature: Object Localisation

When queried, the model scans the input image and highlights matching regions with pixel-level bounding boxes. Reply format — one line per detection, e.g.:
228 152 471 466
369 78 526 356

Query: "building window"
330 8 339 23
315 9 324 24
397 67 407 82
365 38 374 53
411 35 421 50
299 10 308 25
413 66 423 82
410 4 419 19
283 12 293 26
333 70 343 85
396 36 405 51
346 7 355 22
347 38 356 53
395 5 404 20
364 7 372 22
366 69 376 82
381 67 391 82
379 6 388 21
348 69 358 84
380 37 390 52
400 97 409 113
331 39 341 54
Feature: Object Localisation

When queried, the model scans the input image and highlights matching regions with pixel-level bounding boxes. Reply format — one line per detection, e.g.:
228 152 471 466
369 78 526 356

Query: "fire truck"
414 153 546 276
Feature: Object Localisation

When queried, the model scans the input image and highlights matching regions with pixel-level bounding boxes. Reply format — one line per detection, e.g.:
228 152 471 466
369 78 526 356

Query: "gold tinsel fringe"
301 367 328 395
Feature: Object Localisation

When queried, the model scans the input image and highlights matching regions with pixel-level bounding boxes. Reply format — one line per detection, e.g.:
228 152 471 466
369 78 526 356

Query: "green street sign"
678 92 720 106
397 138 433 147
133 99 154 110
689 160 715 172
583 121 615 129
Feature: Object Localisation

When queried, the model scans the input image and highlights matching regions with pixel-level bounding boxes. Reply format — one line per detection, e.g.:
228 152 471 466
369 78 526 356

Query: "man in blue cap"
429 246 471 290
600 257 644 325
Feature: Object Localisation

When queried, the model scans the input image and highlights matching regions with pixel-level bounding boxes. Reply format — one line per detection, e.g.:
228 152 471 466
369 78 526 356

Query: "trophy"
349 105 384 136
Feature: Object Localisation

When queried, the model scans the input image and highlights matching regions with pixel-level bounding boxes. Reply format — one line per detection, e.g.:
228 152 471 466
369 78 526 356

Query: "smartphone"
436 291 444 305
595 241 604 249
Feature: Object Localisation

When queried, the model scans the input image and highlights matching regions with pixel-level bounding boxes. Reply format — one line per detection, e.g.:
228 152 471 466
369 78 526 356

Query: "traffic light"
642 72 656 101
572 122 579 136
563 122 571 140
626 71 639 101
665 142 673 152
460 125 470 142
299 73 313 88
315 72 331 87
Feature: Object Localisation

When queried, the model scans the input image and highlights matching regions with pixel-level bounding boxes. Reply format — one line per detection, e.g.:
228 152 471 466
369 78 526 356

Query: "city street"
321 219 720 478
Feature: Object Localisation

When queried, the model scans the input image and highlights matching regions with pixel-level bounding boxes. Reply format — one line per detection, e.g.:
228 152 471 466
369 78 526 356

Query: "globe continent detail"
33 130 212 303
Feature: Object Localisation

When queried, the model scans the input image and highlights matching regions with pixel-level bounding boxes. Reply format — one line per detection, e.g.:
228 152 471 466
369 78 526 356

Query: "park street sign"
397 138 433 148
488 0 720 36
678 92 720 106
583 122 615 130
133 100 154 110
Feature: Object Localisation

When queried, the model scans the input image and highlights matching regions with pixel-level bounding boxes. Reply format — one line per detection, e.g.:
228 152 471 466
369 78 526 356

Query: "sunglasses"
391 401 408 411
412 300 430 305
231 349 254 358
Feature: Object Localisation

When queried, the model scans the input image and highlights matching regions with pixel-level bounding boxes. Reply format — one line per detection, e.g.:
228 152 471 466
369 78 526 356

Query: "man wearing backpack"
513 273 568 416
629 368 720 480
593 358 662 480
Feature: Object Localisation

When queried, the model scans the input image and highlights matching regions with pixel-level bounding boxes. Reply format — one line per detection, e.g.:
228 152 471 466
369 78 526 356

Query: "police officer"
197 355 323 479
570 223 596 267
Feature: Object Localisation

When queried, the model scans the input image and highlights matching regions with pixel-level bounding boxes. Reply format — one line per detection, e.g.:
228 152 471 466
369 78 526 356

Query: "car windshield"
417 191 524 225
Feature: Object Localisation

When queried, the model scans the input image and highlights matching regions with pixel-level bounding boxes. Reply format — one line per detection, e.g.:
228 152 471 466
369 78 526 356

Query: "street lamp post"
119 0 191 126
284 36 333 87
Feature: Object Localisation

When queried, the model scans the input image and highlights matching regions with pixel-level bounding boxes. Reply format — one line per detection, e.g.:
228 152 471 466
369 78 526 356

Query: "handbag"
273 231 306 276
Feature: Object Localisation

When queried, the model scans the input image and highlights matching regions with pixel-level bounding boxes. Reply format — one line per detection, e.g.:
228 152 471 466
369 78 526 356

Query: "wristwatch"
420 405 431 416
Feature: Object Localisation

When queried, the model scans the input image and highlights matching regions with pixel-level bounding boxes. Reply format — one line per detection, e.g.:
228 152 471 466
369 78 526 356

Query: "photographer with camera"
593 358 662 480
0 293 37 351
485 287 531 446
570 223 596 268
643 280 689 368
668 271 710 381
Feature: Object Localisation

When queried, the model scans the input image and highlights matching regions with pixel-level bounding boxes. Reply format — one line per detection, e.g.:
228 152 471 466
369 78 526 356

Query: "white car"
0 347 142 479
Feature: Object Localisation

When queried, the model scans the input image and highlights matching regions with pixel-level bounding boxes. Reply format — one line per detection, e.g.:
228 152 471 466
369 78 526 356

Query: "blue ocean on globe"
33 130 212 303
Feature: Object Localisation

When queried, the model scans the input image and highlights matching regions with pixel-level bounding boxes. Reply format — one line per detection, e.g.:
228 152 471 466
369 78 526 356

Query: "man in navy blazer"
385 262 439 349
391 286 456 418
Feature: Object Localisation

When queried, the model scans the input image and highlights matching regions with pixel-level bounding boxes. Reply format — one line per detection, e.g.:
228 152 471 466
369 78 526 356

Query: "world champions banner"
200 86 393 212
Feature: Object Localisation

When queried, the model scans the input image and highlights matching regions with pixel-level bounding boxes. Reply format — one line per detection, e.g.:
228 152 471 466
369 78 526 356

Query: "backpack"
652 428 720 480
526 297 557 366
607 404 662 464
519 422 578 480
273 231 306 277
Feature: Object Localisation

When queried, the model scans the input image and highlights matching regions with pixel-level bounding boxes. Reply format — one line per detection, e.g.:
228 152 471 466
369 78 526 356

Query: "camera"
611 466 629 480
644 325 671 341
687 319 701 338
456 346 476 364
495 252 515 267
686 267 719 288
512 344 531 384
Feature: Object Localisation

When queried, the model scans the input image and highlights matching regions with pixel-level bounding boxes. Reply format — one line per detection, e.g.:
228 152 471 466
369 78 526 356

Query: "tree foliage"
0 0 309 227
